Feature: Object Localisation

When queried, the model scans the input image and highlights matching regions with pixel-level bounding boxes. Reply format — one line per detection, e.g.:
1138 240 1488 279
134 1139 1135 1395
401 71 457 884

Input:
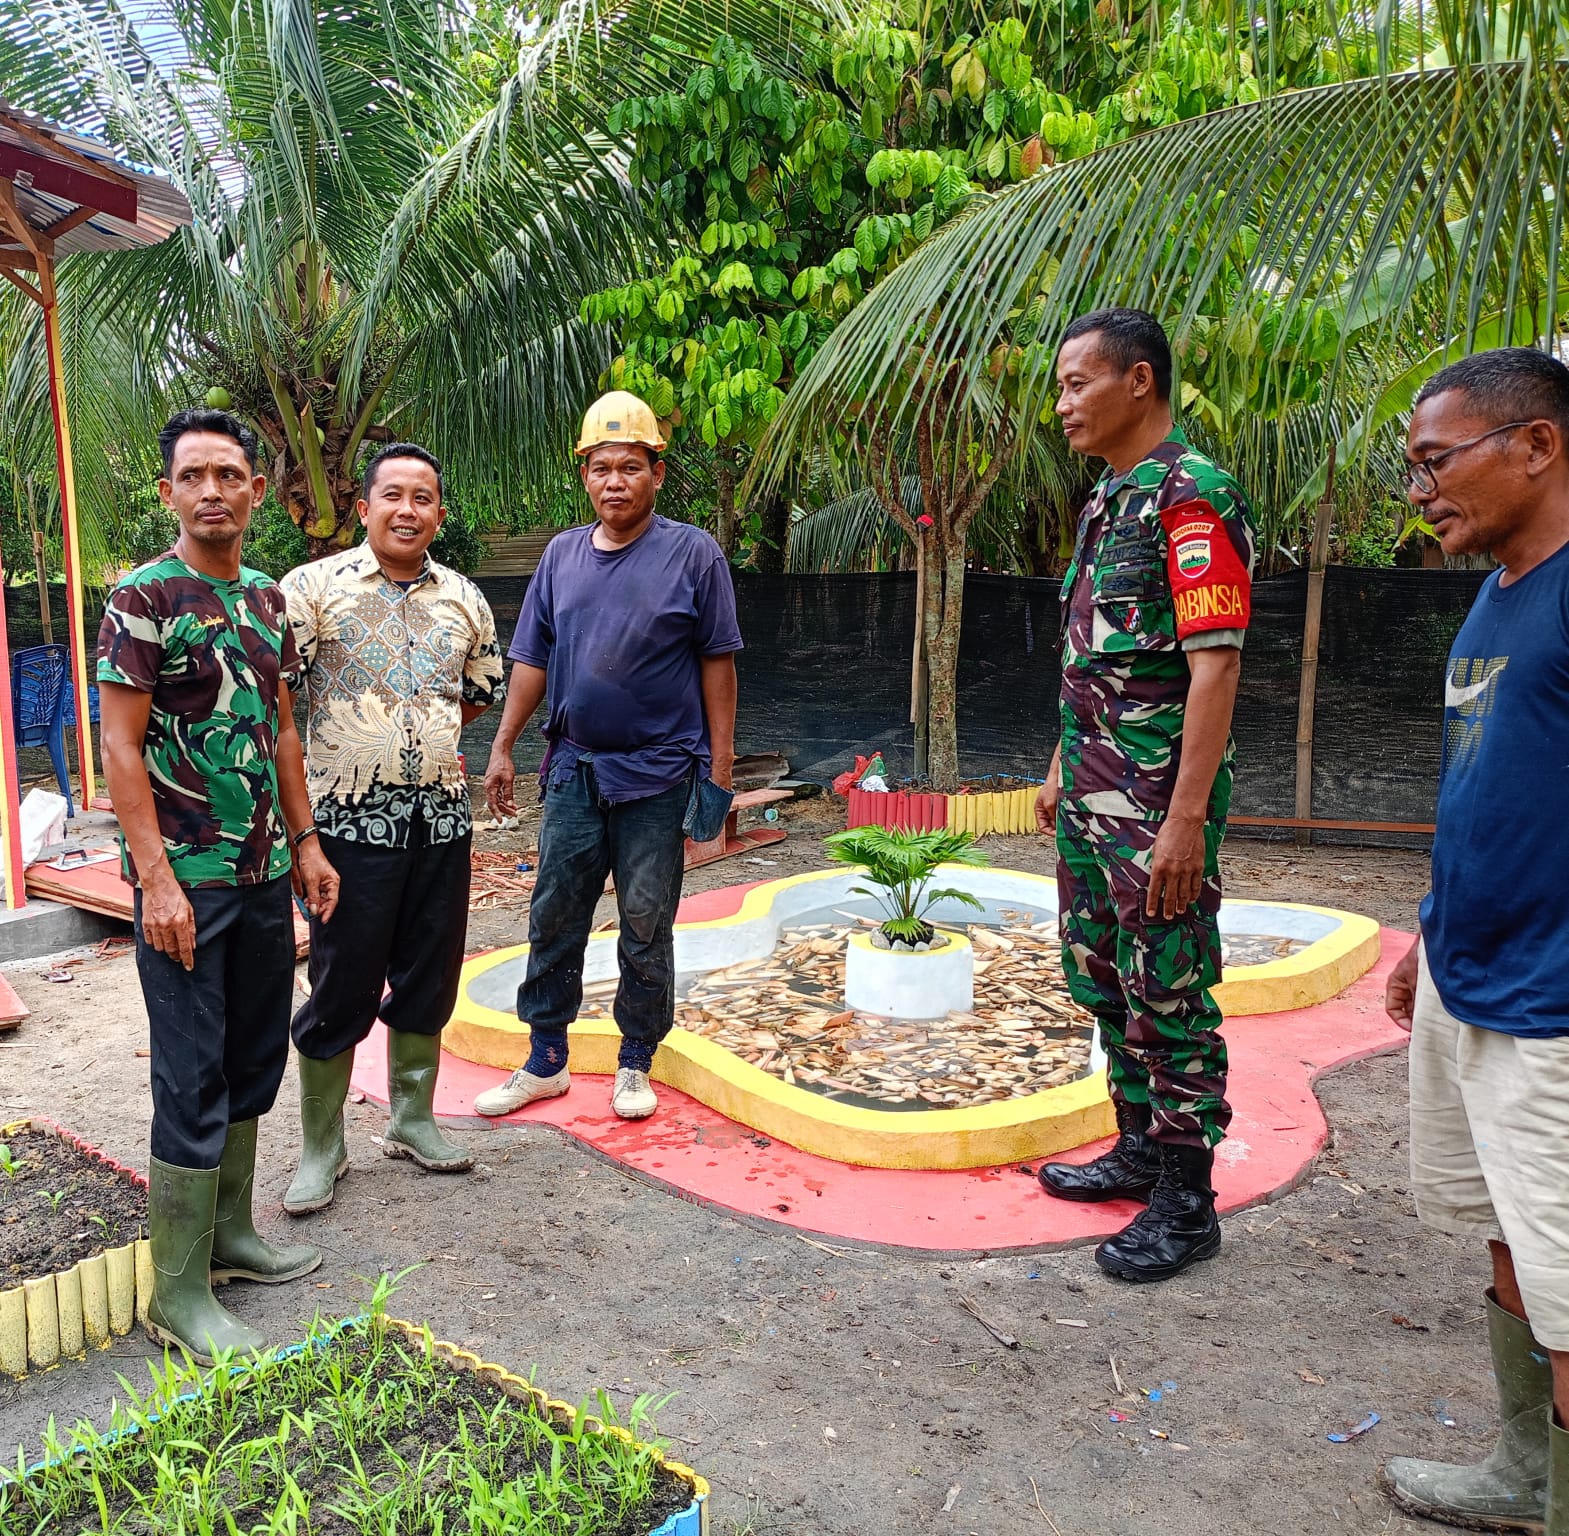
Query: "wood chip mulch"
580 921 1308 1112
468 850 538 912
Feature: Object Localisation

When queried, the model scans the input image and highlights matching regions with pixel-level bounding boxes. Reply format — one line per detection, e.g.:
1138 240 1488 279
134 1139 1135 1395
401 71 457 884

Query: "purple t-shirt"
507 516 743 802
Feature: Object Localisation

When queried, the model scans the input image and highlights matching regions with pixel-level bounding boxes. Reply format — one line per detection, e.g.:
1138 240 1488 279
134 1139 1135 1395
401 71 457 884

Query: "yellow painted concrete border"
0 1120 151 1378
382 1316 709 1532
446 874 1381 1171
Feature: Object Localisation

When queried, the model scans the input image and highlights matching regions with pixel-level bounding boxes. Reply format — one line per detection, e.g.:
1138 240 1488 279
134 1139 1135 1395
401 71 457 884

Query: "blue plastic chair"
61 679 99 728
10 644 74 817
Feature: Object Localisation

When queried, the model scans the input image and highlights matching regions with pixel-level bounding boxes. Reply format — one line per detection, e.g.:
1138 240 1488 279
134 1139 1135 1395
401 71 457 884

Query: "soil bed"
0 1124 147 1285
3 1318 695 1536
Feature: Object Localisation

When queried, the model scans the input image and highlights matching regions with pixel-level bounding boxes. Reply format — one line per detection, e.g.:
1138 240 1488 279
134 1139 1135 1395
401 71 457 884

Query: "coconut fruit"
204 385 232 409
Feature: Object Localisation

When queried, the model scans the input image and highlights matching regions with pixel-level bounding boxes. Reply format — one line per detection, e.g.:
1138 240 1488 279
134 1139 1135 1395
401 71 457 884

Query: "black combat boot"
1094 1141 1221 1283
1038 1099 1160 1203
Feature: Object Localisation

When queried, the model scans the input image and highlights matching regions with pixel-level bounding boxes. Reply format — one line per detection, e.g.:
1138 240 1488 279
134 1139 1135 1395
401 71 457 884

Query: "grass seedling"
0 1277 689 1534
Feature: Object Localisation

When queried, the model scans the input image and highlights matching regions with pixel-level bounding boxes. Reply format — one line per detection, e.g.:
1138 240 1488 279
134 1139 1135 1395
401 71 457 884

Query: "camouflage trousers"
1057 804 1231 1148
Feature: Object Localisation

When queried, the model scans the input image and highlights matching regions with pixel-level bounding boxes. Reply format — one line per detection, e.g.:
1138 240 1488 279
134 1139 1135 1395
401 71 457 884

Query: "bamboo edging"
846 780 1041 838
14 1314 709 1536
0 1119 151 1378
382 1317 709 1535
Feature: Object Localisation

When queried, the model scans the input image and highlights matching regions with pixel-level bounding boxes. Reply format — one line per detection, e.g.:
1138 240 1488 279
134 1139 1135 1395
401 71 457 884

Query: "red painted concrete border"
349 927 1413 1255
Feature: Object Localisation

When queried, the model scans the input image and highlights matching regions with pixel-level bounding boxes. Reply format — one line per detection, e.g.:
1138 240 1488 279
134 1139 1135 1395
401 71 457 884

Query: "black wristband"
292 826 320 849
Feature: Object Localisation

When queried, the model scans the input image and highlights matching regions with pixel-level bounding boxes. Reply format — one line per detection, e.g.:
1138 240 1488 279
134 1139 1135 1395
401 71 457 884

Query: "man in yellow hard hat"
476 391 742 1120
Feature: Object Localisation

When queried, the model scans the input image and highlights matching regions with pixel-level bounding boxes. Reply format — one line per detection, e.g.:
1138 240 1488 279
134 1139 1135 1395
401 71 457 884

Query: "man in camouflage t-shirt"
98 408 340 1365
1033 310 1255 1285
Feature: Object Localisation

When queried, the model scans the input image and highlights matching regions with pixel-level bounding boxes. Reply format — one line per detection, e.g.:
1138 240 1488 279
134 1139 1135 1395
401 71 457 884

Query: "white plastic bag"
20 788 68 866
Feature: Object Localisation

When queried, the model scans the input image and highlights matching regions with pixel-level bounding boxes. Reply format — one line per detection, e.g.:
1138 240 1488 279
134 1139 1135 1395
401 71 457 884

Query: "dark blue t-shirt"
1420 538 1569 1037
507 516 743 802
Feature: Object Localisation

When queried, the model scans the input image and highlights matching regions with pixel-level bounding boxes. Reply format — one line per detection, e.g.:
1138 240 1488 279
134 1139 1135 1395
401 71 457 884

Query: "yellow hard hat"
576 390 667 455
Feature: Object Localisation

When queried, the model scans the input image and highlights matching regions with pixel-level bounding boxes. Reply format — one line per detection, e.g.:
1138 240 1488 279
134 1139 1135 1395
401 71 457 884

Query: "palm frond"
750 44 1569 548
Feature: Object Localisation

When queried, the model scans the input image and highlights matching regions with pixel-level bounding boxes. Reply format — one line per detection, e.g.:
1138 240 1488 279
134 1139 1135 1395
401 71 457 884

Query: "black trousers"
291 826 472 1061
135 876 295 1169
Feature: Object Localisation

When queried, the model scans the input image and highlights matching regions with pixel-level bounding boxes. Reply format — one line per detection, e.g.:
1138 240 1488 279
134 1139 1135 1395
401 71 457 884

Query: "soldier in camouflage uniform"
1033 310 1255 1283
98 409 340 1363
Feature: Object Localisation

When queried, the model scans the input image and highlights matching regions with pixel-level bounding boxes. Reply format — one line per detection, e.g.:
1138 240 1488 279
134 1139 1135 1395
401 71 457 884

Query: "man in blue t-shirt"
1380 348 1569 1534
476 392 742 1121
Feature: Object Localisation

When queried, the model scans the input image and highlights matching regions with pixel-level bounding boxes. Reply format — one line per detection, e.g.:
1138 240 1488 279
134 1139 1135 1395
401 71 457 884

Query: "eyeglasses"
1400 421 1532 494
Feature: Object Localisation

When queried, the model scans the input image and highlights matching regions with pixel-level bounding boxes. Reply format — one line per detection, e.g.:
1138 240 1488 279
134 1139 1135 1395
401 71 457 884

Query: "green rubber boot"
210 1120 322 1285
383 1030 473 1172
1549 1414 1569 1536
283 1050 353 1216
1384 1291 1553 1533
144 1158 267 1366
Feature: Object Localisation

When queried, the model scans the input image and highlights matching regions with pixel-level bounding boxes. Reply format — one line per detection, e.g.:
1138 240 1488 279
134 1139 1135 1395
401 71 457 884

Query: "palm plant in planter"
824 826 989 950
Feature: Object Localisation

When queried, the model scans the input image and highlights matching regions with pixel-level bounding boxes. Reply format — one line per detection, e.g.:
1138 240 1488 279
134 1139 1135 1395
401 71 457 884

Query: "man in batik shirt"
99 408 339 1364
280 443 502 1215
1033 308 1255 1284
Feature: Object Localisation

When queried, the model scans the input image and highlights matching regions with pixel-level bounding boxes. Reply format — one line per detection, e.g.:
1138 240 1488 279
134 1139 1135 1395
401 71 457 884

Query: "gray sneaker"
612 1068 658 1120
473 1066 571 1117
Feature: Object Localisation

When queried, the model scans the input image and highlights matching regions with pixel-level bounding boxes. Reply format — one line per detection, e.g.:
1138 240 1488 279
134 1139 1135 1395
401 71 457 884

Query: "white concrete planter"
844 929 974 1019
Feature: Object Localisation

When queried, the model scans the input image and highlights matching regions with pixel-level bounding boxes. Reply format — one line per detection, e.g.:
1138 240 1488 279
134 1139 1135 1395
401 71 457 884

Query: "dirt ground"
0 802 1477 1536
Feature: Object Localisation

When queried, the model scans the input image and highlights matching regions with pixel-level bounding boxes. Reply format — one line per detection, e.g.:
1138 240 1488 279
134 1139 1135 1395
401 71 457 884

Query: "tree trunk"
272 442 361 561
750 490 791 573
713 447 739 559
924 526 967 792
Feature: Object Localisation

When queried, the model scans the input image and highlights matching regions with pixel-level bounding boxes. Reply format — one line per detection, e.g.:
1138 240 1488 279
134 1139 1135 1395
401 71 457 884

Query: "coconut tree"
0 0 651 558
746 2 1569 786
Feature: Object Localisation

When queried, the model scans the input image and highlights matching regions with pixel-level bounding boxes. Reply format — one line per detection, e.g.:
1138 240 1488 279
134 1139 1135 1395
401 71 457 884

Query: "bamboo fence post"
1293 448 1337 849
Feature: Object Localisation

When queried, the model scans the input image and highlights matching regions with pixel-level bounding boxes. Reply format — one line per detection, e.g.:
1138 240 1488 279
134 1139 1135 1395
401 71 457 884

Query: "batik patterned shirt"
1059 429 1256 820
96 551 302 889
280 546 503 846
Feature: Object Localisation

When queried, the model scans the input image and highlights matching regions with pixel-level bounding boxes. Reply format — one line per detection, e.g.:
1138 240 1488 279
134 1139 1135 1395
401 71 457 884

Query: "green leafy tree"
582 36 854 556
0 0 637 560
756 0 1561 783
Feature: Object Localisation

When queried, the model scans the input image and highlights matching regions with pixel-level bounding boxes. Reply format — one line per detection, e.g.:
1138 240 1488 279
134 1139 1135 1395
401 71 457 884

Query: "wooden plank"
474 529 565 576
1231 815 1435 834
24 854 310 956
0 972 27 1031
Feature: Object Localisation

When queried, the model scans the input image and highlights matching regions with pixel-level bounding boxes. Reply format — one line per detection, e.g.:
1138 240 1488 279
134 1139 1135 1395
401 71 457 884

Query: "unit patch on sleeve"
1158 501 1252 638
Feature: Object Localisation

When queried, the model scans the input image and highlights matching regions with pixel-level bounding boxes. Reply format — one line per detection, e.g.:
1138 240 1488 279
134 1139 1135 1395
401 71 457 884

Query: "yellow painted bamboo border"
445 875 1381 1171
0 1120 152 1379
946 785 1039 837
381 1316 709 1533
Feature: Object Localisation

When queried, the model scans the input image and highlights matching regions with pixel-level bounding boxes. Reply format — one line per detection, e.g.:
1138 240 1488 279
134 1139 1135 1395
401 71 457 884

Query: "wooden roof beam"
0 142 136 223
42 205 98 241
0 264 43 303
0 112 138 191
0 180 47 255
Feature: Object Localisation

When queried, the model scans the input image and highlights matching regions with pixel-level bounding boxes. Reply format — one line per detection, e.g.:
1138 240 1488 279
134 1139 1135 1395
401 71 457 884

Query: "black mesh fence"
6 568 1481 839
468 566 1487 836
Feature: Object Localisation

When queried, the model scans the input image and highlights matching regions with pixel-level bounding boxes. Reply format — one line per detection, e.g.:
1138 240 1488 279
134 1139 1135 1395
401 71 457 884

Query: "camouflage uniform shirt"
280 547 503 847
1059 429 1256 819
96 551 303 889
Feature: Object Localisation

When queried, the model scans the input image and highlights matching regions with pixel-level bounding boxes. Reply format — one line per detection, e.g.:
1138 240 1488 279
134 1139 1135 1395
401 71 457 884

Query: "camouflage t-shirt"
1059 430 1256 820
96 551 303 889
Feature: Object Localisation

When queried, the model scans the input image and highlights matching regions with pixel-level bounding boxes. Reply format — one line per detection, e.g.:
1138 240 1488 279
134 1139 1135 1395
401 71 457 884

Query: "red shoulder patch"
1158 499 1251 638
